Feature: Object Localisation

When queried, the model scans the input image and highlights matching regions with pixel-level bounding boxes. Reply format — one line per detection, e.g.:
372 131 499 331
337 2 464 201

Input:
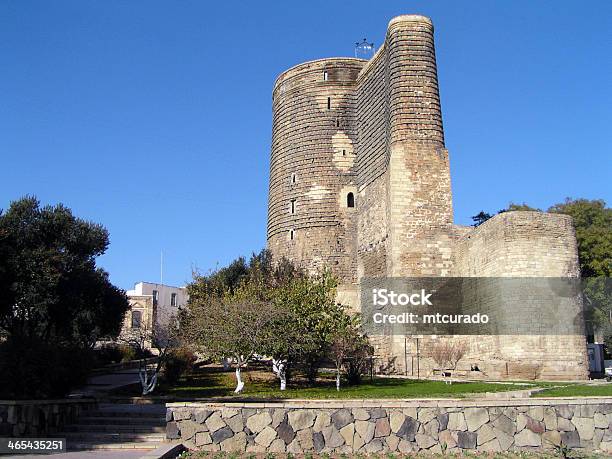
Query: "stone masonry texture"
265 15 588 380
167 400 612 454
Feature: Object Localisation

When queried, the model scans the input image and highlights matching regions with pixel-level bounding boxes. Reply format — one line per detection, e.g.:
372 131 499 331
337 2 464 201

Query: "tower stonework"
266 15 588 380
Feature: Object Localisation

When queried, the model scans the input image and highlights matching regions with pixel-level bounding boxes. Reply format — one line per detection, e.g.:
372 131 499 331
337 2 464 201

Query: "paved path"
70 369 142 397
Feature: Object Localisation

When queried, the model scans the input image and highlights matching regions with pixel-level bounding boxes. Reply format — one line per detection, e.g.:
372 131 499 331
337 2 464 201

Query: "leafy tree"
548 199 611 277
181 292 281 393
471 211 492 227
499 202 541 212
0 196 129 398
182 250 357 390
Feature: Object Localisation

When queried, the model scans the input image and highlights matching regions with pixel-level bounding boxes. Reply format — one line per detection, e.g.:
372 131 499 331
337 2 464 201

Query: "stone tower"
266 15 589 380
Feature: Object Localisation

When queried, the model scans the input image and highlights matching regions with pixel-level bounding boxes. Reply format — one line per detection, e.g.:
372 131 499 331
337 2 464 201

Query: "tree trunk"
273 359 287 391
336 367 341 391
234 357 245 393
139 363 158 395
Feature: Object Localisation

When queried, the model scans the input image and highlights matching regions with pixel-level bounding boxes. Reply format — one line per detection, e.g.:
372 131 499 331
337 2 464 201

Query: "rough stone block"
195 431 212 446
212 426 234 444
396 416 419 442
220 431 247 451
572 416 595 441
246 411 273 433
415 433 436 449
331 409 354 429
276 421 295 445
205 412 226 433
322 425 345 448
288 410 316 431
255 426 277 447
352 408 370 421
374 417 390 437
313 411 331 432
339 423 354 447
448 412 467 431
457 430 477 449
515 429 541 447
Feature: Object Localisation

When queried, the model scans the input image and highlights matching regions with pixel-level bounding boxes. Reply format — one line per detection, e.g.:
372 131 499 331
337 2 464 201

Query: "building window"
347 192 355 208
152 290 158 306
327 97 331 110
171 293 177 306
131 310 142 329
291 173 296 184
342 149 346 156
323 71 328 81
289 229 295 240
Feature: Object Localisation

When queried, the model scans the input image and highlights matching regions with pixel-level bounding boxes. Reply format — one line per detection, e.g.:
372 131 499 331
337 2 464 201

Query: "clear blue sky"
1 1 610 290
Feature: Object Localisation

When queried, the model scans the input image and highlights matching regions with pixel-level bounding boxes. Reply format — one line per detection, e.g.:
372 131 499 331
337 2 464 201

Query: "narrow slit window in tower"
323 71 328 81
289 229 295 240
291 172 296 184
327 97 331 110
290 199 296 214
347 192 355 208
336 119 340 127
342 149 346 156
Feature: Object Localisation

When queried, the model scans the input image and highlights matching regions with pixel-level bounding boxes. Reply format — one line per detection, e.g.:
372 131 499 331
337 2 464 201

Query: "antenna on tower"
355 38 375 59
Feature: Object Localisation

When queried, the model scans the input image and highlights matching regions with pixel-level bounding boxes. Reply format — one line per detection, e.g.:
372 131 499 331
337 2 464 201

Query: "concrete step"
60 432 166 442
67 441 161 451
78 416 165 426
62 424 166 433
86 408 166 419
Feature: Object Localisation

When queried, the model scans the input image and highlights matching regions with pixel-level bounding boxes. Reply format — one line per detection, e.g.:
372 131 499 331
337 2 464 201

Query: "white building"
121 282 188 343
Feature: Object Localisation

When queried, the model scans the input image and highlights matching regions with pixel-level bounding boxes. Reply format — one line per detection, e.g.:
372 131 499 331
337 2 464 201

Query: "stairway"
56 403 167 451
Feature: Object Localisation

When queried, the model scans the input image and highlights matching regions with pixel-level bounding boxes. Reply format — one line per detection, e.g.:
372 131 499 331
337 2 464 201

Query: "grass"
158 364 541 400
533 383 612 398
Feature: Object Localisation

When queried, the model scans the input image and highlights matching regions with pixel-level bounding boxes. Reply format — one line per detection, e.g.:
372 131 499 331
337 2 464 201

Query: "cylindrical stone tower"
267 58 365 283
384 15 454 277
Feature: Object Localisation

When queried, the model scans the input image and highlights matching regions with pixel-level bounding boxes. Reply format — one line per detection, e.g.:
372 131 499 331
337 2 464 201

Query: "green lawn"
533 383 612 398
160 365 539 400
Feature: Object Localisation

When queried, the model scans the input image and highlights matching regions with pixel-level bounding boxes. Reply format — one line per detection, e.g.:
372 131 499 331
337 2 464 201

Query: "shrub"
345 338 374 385
93 344 124 366
163 347 197 385
118 344 137 362
0 337 93 399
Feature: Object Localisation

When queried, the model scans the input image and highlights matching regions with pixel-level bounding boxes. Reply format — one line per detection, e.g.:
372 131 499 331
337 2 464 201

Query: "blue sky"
1 1 610 290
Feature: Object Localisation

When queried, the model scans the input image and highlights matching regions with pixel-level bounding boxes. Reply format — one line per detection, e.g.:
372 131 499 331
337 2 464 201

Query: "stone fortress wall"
266 15 588 380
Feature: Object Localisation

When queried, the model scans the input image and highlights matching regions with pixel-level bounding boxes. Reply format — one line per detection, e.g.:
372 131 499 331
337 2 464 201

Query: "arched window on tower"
347 192 355 208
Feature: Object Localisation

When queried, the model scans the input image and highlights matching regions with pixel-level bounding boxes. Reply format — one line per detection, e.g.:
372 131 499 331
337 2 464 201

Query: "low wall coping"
166 396 612 409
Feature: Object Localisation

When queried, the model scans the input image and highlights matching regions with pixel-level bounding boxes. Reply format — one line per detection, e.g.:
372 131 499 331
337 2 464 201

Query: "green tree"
0 196 129 398
548 199 611 277
471 211 492 227
182 250 357 390
499 202 541 212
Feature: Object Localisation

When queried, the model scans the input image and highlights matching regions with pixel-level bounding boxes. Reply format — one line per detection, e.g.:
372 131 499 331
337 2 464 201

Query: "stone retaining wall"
166 398 612 454
0 399 97 437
